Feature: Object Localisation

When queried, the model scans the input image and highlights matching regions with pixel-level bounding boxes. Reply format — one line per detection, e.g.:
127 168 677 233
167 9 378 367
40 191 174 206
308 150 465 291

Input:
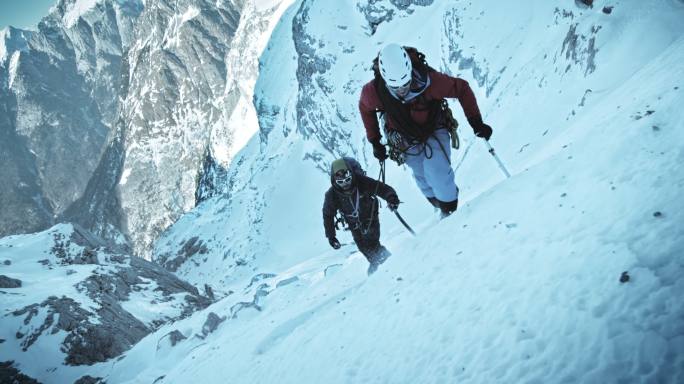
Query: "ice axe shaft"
380 160 415 236
393 210 416 236
484 141 511 178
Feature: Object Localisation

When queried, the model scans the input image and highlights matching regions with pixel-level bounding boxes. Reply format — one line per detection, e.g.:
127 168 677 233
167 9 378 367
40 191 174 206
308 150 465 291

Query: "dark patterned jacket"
322 175 398 239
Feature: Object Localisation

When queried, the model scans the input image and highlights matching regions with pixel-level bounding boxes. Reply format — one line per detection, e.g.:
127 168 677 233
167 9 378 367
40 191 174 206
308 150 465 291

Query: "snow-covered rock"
0 223 210 378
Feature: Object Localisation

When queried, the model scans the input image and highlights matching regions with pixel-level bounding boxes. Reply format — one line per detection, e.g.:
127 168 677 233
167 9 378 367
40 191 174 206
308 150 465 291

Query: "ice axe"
378 160 416 236
483 140 511 178
391 209 416 236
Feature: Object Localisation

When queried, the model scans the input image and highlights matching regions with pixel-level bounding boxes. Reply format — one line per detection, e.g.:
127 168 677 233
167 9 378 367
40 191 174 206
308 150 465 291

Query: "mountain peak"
51 0 143 28
0 27 30 64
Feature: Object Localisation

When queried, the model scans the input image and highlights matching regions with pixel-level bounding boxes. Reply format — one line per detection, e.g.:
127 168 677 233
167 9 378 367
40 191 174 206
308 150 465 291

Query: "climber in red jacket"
358 43 493 217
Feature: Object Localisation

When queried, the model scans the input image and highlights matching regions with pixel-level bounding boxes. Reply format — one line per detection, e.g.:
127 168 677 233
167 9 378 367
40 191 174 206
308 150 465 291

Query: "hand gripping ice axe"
483 140 511 178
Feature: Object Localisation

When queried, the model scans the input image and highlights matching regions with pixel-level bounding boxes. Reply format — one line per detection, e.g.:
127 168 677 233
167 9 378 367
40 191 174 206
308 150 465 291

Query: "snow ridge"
62 0 101 28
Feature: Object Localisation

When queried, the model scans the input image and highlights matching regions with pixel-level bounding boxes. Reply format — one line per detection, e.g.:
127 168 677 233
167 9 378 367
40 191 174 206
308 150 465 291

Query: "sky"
0 0 56 30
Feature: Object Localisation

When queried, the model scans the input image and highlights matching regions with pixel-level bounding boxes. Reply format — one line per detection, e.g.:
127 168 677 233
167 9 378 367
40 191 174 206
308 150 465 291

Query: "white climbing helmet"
378 43 412 88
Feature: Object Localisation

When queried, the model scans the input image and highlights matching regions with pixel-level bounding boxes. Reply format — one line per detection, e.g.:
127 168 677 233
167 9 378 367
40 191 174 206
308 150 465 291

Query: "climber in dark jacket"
322 157 400 274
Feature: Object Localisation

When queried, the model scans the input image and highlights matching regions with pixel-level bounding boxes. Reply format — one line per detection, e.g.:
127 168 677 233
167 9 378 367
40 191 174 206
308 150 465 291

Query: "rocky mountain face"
3 0 288 258
0 224 211 379
109 0 242 256
0 0 143 239
67 0 292 257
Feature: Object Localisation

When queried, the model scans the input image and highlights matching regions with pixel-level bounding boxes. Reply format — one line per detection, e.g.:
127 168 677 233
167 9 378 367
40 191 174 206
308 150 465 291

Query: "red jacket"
358 71 482 141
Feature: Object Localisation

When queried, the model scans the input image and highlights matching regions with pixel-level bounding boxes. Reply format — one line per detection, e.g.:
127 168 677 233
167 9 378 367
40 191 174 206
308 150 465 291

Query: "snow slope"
3 0 684 382
134 0 684 383
113 29 684 380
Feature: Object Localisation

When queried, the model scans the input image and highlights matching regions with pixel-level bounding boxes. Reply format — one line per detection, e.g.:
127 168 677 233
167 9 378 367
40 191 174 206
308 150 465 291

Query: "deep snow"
121 1 684 383
1 0 683 383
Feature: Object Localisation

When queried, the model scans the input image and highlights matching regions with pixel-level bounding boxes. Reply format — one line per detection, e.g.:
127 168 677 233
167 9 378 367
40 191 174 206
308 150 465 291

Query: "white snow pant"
404 129 459 202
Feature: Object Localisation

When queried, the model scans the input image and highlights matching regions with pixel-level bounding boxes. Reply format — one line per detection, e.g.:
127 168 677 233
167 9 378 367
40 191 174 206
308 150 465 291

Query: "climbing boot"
438 199 458 218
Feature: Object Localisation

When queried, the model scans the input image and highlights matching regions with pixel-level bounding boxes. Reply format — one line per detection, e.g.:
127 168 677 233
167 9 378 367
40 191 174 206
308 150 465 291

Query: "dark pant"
351 222 390 264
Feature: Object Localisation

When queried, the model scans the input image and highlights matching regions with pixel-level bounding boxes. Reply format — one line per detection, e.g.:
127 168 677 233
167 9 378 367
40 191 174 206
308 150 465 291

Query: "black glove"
370 139 387 161
468 116 493 141
328 237 341 249
387 195 400 211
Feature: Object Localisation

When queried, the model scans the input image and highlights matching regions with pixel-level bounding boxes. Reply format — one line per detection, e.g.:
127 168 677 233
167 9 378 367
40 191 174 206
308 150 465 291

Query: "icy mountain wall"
2 0 288 257
0 0 143 238
65 0 292 257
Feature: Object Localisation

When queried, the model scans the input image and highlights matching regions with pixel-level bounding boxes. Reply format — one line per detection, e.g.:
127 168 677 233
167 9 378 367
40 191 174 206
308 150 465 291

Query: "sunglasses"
334 170 353 187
